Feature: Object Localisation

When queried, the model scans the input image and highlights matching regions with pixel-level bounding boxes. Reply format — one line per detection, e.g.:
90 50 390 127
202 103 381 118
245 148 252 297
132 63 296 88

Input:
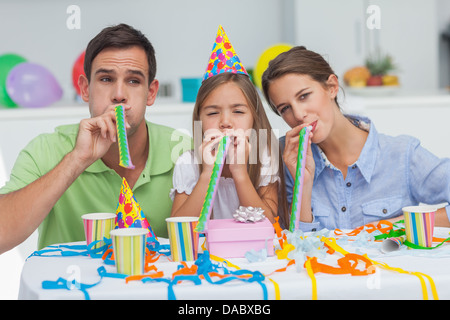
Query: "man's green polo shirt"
0 121 192 249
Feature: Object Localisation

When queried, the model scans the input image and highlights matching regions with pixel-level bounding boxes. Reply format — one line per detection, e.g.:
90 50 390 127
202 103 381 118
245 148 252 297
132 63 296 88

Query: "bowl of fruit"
343 51 399 96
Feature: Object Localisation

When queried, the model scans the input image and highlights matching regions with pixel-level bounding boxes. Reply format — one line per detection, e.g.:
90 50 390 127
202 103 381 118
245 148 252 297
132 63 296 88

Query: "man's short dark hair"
84 23 156 84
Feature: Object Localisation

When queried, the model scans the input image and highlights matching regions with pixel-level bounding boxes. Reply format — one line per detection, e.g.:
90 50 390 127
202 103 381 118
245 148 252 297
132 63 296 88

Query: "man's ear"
146 79 159 106
78 74 90 102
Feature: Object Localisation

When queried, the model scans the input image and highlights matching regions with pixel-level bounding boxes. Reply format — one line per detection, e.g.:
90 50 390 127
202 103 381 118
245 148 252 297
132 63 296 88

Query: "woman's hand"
284 124 315 224
284 124 315 187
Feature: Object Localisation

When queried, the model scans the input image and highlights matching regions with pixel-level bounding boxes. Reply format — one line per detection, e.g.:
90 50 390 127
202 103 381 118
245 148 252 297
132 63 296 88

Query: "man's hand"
72 105 131 168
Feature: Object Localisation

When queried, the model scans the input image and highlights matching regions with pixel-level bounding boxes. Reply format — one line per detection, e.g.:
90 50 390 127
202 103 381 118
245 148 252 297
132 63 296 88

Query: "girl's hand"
284 124 315 188
199 130 224 175
228 131 251 177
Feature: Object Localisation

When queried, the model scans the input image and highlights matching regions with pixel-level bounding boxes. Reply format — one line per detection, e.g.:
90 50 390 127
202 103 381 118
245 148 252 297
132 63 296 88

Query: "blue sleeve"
279 135 293 205
285 163 294 206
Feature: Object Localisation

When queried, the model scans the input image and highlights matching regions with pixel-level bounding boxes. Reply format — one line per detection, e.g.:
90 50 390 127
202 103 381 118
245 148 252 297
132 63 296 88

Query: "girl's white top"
170 149 280 219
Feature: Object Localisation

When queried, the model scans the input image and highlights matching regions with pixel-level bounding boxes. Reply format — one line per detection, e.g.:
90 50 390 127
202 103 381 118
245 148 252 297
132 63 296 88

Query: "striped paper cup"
166 217 199 262
81 213 116 249
402 205 437 248
110 228 147 275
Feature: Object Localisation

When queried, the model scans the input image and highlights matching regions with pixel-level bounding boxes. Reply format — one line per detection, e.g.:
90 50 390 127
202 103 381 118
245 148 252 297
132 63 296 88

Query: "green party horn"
114 105 135 169
289 126 311 232
195 136 230 232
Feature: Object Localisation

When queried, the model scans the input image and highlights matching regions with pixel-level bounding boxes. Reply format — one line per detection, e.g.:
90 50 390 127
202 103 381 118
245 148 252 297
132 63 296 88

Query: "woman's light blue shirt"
281 115 450 232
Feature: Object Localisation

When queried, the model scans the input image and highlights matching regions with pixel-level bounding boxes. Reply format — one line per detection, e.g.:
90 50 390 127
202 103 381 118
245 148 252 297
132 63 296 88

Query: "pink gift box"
206 219 275 258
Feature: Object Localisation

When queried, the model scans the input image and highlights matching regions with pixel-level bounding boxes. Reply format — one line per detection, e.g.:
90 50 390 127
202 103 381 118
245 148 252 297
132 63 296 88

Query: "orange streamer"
334 220 393 237
125 271 165 283
273 217 286 249
307 254 375 276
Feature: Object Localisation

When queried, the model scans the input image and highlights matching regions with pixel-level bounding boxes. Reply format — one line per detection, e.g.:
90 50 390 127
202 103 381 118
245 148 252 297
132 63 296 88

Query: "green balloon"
0 53 27 108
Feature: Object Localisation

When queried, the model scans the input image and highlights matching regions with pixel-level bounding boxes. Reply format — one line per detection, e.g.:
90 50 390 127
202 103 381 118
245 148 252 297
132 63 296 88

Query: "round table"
19 229 450 300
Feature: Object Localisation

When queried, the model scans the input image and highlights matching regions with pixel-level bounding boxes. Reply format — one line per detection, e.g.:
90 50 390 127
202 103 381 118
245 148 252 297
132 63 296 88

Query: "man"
0 24 191 253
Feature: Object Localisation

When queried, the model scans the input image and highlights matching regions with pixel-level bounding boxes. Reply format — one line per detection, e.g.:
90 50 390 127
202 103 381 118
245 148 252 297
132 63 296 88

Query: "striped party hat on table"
203 25 248 81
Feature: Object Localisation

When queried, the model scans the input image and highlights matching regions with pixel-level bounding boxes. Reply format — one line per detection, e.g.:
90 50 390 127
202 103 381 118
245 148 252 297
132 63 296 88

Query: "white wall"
292 0 441 91
0 0 282 101
437 0 450 88
1 0 448 99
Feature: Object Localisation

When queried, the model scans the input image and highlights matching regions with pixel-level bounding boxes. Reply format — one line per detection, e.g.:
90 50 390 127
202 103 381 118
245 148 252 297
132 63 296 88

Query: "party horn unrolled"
403 205 437 248
115 105 135 169
82 213 116 249
289 126 311 232
166 217 199 261
195 136 230 232
110 228 147 275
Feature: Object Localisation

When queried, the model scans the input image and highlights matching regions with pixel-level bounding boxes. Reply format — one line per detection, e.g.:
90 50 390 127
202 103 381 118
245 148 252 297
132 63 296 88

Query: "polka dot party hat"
203 25 248 81
114 177 157 239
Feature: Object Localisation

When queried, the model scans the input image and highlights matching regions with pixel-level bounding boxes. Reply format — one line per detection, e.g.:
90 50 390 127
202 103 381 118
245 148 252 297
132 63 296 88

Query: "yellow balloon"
253 43 293 90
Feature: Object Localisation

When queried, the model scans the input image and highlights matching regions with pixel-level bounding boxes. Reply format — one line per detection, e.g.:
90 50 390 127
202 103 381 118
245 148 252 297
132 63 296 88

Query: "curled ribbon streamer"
373 221 450 250
101 247 115 265
275 243 295 260
39 237 172 299
304 258 317 300
266 259 296 276
208 252 281 300
199 251 268 299
306 254 375 276
322 236 438 300
29 239 111 260
273 217 286 249
404 238 450 250
124 251 274 300
273 234 438 300
268 278 281 300
42 277 97 300
367 258 438 300
125 271 165 283
42 266 127 300
334 220 394 237
209 253 243 270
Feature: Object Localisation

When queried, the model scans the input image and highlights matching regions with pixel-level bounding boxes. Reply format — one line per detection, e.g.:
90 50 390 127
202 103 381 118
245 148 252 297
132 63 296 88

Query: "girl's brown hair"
193 72 289 224
261 46 340 115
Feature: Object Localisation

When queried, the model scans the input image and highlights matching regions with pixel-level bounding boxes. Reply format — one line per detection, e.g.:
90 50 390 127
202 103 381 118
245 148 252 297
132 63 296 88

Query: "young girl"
170 27 287 224
261 46 450 231
170 72 287 224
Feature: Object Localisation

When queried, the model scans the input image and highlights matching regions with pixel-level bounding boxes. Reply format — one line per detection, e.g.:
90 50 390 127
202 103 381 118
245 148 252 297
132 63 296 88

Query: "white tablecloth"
18 228 450 300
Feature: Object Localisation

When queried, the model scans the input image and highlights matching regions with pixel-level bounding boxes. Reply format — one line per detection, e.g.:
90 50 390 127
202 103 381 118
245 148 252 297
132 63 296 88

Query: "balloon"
72 51 85 96
253 44 293 90
0 53 27 108
6 62 63 108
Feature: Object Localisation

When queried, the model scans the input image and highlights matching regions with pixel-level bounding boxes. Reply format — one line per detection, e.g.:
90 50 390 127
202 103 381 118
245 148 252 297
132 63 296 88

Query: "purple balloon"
6 62 63 108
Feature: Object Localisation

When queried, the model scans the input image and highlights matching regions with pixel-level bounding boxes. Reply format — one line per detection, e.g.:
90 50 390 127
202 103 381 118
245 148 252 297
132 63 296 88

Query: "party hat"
115 177 157 239
203 25 248 81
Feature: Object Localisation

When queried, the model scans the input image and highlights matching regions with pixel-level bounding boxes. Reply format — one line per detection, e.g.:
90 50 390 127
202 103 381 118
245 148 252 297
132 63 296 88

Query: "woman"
261 46 450 231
